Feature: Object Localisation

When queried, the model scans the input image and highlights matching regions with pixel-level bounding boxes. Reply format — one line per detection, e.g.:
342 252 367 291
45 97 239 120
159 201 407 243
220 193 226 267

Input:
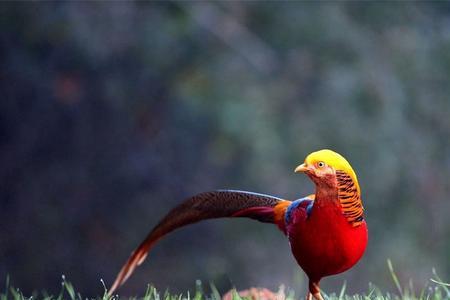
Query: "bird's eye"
317 161 325 168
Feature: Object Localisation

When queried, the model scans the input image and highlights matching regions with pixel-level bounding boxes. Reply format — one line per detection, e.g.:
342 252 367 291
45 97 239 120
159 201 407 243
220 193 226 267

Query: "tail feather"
108 190 290 296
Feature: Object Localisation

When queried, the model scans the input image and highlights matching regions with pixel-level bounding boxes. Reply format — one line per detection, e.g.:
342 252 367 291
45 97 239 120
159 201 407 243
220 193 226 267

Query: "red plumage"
286 198 367 294
108 150 368 300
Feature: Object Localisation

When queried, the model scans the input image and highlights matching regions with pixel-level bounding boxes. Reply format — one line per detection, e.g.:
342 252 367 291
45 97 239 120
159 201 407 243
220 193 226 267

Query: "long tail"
108 190 291 296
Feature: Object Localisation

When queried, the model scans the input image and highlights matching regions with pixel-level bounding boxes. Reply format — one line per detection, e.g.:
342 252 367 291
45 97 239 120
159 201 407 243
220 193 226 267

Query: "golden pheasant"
108 149 368 300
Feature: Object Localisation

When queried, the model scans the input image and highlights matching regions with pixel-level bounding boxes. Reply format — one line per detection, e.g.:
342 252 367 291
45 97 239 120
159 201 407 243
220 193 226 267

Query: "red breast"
287 203 368 281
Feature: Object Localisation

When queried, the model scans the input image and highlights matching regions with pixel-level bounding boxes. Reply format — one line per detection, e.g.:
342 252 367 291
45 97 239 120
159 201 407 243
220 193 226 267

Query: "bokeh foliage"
1 2 449 297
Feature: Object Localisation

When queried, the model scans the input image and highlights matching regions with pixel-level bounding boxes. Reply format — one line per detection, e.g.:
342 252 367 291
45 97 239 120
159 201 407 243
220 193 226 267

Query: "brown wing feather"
108 190 287 296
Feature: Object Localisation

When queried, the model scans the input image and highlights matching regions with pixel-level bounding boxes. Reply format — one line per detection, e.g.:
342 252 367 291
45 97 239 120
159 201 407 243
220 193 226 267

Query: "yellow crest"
304 149 360 193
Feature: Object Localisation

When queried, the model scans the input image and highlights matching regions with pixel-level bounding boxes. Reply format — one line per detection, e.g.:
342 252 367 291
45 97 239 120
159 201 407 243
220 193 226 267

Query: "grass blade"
209 282 221 300
339 281 347 300
62 276 75 300
231 289 242 300
431 268 450 298
1 276 9 300
194 280 202 300
430 279 450 287
387 259 403 297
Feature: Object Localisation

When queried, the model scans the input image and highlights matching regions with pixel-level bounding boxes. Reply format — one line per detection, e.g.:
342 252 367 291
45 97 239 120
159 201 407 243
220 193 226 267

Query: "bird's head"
295 149 359 192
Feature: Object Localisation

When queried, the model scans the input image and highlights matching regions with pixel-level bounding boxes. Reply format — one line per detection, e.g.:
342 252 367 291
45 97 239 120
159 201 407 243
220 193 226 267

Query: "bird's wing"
284 194 315 227
108 190 291 296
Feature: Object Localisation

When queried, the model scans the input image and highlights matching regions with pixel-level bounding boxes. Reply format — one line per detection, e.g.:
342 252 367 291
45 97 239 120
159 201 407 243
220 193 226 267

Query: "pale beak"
294 163 308 173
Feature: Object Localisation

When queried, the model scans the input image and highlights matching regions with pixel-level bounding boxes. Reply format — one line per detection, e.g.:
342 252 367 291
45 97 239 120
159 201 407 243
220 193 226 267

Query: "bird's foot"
305 292 313 300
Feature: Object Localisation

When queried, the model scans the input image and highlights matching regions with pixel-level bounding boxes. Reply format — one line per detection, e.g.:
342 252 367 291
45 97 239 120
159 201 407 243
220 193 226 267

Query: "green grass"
1 261 449 300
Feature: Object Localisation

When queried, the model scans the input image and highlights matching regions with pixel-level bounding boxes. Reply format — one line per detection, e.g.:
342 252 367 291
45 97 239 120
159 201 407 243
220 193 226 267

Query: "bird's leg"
312 292 324 300
309 280 323 300
305 292 312 300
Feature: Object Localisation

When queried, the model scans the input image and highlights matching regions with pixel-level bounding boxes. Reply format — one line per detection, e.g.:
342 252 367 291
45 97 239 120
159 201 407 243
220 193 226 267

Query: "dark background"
1 2 450 297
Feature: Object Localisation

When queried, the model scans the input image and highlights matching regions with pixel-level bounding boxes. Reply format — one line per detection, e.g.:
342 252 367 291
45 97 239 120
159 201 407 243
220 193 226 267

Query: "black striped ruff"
336 170 364 226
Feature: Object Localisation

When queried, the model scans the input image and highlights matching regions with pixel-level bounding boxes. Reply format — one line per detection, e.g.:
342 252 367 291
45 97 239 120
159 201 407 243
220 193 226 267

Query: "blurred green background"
1 2 449 297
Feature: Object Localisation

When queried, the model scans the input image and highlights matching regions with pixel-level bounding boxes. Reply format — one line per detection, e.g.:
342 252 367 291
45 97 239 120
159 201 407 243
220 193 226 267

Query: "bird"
108 149 368 300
